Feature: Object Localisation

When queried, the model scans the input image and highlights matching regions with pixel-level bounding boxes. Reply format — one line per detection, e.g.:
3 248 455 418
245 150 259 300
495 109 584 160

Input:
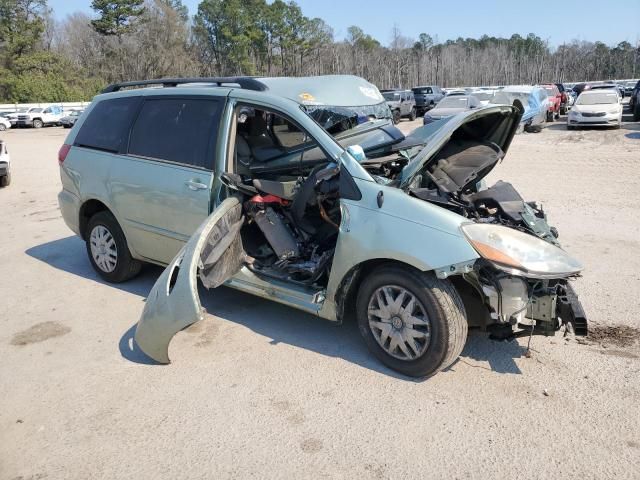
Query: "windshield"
30 108 43 113
491 92 530 108
70 111 81 117
438 96 469 108
576 92 618 105
382 92 400 101
305 102 392 135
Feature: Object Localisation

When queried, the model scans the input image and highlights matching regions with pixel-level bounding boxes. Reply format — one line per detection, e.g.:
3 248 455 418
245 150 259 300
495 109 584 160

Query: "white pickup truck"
15 105 64 128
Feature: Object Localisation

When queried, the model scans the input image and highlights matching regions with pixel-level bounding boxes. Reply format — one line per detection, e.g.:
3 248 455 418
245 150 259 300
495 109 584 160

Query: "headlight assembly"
461 223 583 278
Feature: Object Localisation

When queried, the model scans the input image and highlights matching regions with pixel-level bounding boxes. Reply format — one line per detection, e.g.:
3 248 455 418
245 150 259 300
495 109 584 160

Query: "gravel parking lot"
1 109 639 479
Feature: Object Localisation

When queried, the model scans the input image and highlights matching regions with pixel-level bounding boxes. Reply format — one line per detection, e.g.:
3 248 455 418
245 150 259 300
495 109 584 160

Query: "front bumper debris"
134 197 244 363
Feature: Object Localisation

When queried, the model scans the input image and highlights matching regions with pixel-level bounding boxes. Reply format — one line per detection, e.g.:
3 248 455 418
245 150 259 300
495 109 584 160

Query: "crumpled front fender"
134 196 243 363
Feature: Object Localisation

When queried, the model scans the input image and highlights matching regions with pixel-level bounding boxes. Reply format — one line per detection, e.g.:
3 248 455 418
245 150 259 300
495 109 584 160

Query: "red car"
541 84 562 121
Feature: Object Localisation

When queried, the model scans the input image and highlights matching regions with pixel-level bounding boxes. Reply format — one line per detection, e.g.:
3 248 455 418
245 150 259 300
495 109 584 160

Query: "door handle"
185 180 208 191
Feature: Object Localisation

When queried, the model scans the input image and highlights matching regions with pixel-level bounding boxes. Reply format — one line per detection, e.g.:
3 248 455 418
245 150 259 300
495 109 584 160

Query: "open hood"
398 105 521 190
335 121 405 156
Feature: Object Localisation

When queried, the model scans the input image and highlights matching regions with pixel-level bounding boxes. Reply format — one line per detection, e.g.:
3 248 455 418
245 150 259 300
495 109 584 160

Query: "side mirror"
346 145 366 163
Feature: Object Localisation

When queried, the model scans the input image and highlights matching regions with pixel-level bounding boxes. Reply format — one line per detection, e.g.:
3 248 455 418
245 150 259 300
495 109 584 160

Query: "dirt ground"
1 106 639 479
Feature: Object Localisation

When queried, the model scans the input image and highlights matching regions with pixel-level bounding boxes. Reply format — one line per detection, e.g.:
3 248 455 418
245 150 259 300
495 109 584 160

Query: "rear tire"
356 265 468 378
0 124 6 131
0 173 10 187
409 107 417 121
85 211 142 283
634 102 640 121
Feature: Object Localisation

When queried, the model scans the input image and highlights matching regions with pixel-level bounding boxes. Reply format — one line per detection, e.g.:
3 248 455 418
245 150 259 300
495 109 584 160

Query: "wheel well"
79 199 110 239
334 259 424 323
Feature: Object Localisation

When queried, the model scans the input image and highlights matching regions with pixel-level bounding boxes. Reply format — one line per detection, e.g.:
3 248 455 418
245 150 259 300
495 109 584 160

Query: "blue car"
490 86 550 133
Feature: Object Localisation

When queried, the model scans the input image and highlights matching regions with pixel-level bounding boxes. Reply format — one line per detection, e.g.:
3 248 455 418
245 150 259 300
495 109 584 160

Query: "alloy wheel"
367 285 431 361
89 225 118 273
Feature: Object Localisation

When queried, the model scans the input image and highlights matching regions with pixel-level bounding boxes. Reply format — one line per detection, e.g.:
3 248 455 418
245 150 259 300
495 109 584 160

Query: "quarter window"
75 97 141 153
128 98 221 169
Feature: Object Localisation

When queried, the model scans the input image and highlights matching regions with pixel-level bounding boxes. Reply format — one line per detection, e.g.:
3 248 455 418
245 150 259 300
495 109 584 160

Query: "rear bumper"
58 189 81 236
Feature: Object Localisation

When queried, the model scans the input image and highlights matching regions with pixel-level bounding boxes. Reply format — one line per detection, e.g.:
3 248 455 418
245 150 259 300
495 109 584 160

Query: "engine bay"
361 125 560 245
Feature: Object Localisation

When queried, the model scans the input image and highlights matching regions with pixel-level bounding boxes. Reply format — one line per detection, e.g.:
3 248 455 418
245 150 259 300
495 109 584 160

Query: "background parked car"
554 83 570 114
468 89 496 105
568 90 622 129
573 82 620 99
15 105 64 128
411 85 445 115
629 79 640 119
623 80 636 98
0 115 11 131
541 84 561 120
423 94 481 124
60 110 84 128
381 89 417 123
0 140 10 187
490 86 549 132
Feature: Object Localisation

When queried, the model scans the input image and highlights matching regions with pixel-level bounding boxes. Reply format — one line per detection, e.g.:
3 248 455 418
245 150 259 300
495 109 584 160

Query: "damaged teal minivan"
58 75 587 377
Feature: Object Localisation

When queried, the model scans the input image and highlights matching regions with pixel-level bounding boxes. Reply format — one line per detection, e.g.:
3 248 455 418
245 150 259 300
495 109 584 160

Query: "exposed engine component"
238 167 341 287
249 205 300 260
481 275 529 325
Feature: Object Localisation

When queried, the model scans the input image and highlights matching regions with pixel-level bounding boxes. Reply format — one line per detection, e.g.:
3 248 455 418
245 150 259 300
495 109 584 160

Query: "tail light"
58 144 71 165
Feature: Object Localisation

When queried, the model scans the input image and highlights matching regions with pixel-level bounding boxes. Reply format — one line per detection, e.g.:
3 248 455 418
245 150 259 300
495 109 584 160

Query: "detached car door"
109 96 223 264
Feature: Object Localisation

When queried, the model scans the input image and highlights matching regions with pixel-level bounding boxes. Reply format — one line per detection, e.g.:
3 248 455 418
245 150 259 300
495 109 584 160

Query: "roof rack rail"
101 77 268 94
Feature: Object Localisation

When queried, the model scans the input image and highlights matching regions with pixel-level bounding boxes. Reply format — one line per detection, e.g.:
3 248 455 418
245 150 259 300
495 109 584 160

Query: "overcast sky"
50 0 640 47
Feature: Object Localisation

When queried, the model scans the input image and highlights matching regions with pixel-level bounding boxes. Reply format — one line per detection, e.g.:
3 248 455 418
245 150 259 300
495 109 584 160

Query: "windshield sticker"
359 86 383 101
298 92 323 105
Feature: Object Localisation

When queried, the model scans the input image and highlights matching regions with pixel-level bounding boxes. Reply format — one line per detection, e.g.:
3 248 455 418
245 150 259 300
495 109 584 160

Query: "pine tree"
90 0 145 36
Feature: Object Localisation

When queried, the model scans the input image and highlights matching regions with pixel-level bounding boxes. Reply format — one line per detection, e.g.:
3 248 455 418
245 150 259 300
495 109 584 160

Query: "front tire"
86 211 142 283
32 119 43 128
393 110 401 124
634 102 640 121
0 124 6 131
356 265 468 377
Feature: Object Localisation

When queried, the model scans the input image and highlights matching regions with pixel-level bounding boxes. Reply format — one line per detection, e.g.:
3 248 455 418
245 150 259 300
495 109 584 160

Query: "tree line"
1 0 638 103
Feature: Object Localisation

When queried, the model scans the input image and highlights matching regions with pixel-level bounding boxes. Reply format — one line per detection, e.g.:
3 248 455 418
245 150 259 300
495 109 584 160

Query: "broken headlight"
460 223 583 279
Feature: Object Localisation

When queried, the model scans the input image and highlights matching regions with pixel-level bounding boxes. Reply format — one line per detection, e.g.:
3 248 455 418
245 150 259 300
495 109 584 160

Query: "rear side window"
128 98 221 169
75 97 141 153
